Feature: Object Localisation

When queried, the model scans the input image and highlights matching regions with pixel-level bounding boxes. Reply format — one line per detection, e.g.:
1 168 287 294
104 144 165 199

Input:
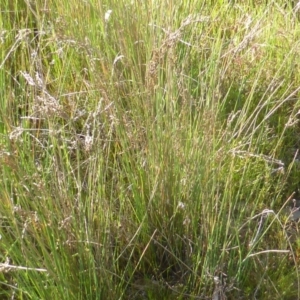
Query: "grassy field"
1 0 300 299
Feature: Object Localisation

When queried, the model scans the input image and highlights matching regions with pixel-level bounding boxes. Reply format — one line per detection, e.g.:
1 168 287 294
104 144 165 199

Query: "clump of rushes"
1 0 300 299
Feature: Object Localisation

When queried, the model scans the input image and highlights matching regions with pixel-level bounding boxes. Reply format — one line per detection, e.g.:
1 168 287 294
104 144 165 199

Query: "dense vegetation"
1 1 300 299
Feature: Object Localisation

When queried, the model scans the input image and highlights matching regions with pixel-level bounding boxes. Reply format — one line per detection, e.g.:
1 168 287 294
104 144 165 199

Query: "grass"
1 0 300 299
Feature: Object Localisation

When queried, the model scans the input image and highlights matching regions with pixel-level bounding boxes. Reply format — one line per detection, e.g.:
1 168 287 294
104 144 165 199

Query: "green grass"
1 0 300 299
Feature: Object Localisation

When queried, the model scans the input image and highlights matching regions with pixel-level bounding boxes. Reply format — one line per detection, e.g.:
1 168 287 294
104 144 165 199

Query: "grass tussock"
1 0 300 299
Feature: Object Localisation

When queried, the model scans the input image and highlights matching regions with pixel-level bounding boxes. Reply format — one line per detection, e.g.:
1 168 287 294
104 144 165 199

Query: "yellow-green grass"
1 0 300 299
